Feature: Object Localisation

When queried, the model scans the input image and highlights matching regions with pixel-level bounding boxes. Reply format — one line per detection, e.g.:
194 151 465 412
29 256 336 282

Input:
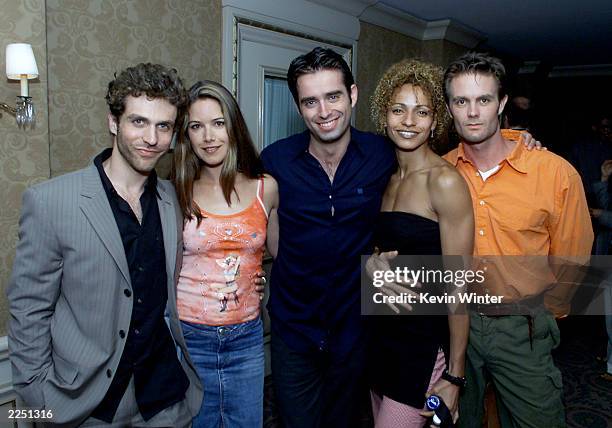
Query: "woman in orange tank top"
172 80 278 428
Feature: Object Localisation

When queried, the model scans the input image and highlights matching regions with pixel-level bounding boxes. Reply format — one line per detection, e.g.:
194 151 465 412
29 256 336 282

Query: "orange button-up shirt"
443 129 593 313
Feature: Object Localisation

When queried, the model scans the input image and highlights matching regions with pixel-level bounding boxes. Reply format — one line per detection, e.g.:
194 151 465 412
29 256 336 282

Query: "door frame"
221 0 359 95
220 1 361 376
236 23 354 150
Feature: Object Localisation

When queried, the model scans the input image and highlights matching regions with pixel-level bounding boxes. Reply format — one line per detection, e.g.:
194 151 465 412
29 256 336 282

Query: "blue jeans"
182 317 264 428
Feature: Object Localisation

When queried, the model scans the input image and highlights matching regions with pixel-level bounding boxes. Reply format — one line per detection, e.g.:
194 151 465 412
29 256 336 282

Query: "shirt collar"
449 129 528 174
348 127 368 156
94 148 160 198
501 129 528 174
288 130 311 161
290 127 366 161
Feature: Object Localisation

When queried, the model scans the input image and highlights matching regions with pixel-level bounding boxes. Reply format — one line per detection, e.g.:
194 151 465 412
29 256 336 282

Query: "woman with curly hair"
367 59 474 427
172 80 278 427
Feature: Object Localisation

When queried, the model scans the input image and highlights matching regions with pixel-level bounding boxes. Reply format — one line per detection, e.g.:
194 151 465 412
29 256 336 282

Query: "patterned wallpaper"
0 2 466 337
46 0 222 177
355 22 422 132
0 0 222 336
0 0 49 337
355 22 469 132
421 38 471 68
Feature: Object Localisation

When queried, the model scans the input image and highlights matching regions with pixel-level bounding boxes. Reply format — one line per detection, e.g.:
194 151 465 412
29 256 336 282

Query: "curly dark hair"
105 63 186 118
371 59 450 149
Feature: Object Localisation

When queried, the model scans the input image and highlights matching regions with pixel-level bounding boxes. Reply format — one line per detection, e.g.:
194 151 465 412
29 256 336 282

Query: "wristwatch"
442 369 467 388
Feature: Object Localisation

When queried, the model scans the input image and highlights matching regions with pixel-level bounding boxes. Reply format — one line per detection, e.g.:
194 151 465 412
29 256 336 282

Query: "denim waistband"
181 316 261 337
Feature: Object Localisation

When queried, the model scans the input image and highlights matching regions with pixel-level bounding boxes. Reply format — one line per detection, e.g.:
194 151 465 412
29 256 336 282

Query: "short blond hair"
370 59 450 150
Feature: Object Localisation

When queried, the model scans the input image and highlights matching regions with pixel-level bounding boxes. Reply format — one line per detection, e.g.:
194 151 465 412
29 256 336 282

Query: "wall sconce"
0 43 39 129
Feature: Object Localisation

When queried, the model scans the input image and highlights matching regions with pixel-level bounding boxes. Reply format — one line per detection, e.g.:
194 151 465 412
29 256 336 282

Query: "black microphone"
425 394 454 427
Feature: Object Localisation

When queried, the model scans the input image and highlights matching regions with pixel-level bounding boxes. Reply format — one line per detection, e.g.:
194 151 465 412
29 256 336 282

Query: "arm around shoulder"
8 186 63 409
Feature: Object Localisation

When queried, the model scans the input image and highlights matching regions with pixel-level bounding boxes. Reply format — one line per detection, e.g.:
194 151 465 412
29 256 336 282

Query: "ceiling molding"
309 1 485 48
307 0 376 16
221 0 360 97
223 0 360 43
423 19 484 48
359 2 427 40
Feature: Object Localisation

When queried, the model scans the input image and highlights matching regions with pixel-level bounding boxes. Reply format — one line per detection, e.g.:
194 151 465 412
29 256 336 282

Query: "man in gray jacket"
7 63 202 427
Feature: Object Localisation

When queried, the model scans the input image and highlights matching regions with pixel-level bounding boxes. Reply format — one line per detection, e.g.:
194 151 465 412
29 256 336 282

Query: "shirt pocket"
494 209 549 254
336 184 381 223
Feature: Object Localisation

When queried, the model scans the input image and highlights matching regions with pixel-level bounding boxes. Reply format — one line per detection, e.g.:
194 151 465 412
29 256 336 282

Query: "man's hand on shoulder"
520 131 546 151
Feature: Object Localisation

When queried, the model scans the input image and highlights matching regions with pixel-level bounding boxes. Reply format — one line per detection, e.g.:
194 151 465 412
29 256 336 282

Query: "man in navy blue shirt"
261 47 395 428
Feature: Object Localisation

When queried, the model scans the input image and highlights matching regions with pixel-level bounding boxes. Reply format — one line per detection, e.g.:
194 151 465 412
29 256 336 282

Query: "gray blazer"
7 163 203 427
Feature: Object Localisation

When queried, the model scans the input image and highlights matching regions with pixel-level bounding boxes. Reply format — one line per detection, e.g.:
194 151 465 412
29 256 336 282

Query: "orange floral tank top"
177 178 267 326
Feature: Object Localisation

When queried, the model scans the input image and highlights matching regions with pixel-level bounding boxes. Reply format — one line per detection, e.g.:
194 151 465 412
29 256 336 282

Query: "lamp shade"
6 43 38 80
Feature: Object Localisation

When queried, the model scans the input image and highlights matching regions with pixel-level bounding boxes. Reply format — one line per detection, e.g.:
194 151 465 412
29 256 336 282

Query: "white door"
236 23 353 151
226 21 354 376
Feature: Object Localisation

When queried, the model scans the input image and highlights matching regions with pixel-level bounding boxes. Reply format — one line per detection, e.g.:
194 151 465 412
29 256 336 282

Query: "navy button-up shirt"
261 128 396 356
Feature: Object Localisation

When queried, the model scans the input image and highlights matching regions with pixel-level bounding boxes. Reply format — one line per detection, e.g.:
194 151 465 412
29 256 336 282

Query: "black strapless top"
368 211 450 408
374 211 442 255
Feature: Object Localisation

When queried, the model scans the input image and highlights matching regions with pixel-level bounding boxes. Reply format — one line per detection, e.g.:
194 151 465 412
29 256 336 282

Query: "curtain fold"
264 77 306 148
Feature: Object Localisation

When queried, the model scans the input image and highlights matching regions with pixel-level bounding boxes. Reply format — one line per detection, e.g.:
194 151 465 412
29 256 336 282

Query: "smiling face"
386 84 436 152
187 98 230 168
447 72 507 144
108 95 177 174
296 69 357 146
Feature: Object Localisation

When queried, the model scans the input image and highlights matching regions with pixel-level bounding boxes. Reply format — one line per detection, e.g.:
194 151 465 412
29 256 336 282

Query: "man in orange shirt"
442 52 593 427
